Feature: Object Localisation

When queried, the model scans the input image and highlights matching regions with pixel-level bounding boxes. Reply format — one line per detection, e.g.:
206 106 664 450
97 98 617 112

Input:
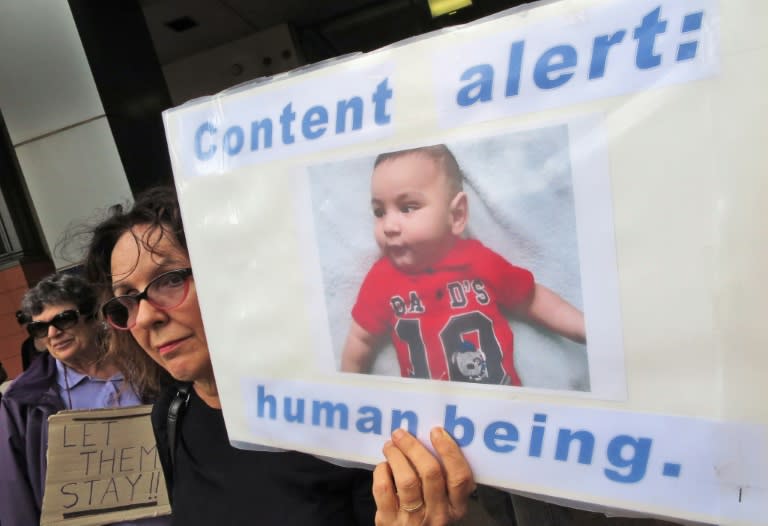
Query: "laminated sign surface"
162 0 768 523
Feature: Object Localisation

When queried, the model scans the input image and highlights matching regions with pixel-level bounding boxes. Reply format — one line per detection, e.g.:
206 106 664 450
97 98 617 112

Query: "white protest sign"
41 406 171 526
162 0 768 523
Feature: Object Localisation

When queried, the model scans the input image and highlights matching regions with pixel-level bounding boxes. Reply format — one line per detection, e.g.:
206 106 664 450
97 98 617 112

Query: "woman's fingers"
429 427 475 518
374 427 475 525
383 434 430 512
390 429 448 515
375 437 430 525
372 461 399 526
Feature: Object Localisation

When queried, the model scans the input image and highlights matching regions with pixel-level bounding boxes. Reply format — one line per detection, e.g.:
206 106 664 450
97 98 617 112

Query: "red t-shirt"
352 238 534 385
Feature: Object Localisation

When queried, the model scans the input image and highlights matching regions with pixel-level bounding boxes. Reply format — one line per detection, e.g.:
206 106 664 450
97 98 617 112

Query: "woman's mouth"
52 339 74 350
158 338 187 355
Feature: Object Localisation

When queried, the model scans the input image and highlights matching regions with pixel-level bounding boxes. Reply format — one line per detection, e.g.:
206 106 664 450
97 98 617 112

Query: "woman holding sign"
0 273 169 526
82 186 475 526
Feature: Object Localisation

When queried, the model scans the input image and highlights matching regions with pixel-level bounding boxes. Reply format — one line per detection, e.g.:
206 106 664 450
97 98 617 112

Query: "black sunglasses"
26 309 83 339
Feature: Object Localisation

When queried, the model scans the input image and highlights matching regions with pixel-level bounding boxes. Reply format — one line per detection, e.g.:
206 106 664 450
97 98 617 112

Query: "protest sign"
40 406 170 526
162 0 767 523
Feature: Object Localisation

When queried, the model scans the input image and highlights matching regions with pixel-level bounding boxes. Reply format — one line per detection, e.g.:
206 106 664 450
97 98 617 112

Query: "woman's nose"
133 298 168 329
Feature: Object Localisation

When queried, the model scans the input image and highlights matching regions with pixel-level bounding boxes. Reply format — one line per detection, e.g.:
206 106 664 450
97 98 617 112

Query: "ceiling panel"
225 0 390 28
0 0 105 145
140 0 525 69
141 0 255 64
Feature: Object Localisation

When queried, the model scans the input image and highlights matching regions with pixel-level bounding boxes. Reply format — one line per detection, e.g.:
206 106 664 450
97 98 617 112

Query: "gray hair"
20 272 98 319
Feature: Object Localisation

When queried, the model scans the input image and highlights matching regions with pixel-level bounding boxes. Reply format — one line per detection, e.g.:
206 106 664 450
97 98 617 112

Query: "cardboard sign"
162 0 768 523
41 406 171 526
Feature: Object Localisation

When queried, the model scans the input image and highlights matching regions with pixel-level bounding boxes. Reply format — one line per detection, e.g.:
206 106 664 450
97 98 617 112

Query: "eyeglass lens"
26 310 80 338
103 269 191 330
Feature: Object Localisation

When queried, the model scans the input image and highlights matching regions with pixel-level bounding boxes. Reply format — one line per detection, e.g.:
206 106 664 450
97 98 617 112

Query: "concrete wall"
0 0 135 378
0 0 134 271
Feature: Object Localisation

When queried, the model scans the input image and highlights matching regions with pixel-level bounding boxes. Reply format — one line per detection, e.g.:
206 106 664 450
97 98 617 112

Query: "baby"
341 144 585 385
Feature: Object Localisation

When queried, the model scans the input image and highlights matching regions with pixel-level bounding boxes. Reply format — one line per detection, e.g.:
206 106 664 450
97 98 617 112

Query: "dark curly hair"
83 186 182 400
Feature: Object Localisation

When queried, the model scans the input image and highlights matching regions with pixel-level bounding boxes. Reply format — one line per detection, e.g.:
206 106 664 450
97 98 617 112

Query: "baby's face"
371 153 461 273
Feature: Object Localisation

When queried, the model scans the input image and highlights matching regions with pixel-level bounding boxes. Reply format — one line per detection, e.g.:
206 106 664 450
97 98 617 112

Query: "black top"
152 384 375 526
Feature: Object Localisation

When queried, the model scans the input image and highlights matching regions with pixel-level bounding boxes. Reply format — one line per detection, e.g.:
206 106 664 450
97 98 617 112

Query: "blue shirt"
54 360 170 526
55 359 142 410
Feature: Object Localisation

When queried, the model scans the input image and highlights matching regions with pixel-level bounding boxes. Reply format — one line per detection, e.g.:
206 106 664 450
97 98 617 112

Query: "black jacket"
151 383 376 525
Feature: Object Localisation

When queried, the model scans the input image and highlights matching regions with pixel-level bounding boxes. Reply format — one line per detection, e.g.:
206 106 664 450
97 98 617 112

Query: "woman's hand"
373 427 475 525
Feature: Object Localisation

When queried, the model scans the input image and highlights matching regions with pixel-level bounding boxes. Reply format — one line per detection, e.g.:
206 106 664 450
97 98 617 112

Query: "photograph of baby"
307 124 592 392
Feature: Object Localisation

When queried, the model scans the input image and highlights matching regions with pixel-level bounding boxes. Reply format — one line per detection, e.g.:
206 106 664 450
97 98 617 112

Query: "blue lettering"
682 11 703 33
633 7 667 69
302 105 328 140
391 410 418 435
257 385 276 419
191 77 395 161
356 406 383 434
555 429 595 464
505 41 525 97
194 121 217 161
676 12 703 62
533 45 577 89
662 462 681 478
444 405 475 446
456 64 494 106
589 31 626 79
283 397 304 423
483 421 519 453
280 103 296 144
336 97 363 133
604 435 652 483
446 7 712 120
223 126 244 155
528 413 547 457
372 78 393 125
312 400 349 429
249 385 677 489
250 118 273 150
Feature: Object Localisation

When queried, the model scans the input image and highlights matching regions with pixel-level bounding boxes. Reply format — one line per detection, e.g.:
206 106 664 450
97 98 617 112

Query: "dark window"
0 109 47 266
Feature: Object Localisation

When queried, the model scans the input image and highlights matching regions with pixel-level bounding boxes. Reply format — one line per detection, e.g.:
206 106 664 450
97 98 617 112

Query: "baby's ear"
449 191 469 236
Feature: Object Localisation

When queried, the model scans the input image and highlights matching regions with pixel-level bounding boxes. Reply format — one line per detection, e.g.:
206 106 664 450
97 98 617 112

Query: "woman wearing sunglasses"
0 273 169 526
82 186 475 526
